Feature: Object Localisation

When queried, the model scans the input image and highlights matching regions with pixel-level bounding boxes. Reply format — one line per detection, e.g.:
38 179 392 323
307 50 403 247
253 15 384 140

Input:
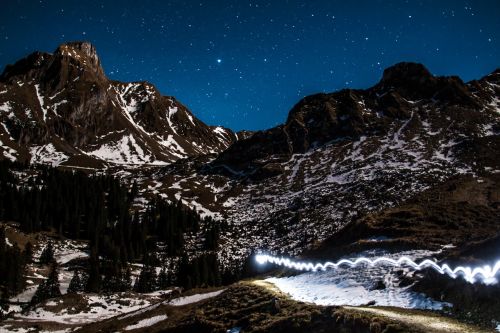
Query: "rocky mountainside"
0 44 499 332
0 44 498 271
213 62 495 175
123 62 500 270
0 42 238 167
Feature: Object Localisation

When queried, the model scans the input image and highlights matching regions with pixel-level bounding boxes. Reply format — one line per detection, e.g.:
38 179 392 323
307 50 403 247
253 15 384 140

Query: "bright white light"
255 254 267 265
255 254 500 284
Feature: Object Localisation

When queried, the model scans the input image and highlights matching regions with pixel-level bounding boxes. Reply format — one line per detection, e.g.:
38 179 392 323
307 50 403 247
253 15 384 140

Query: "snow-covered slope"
266 248 451 309
122 64 500 271
0 42 238 167
1 49 499 274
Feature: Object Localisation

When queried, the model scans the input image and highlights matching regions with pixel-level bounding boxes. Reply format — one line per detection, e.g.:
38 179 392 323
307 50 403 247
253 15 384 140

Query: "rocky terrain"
0 42 499 332
118 61 500 271
0 42 240 167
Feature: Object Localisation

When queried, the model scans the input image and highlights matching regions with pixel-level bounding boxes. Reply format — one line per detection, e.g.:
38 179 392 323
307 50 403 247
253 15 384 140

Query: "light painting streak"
255 254 500 284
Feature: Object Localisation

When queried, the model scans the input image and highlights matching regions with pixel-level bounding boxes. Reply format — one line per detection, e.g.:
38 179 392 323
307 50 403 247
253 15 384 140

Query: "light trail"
255 254 500 284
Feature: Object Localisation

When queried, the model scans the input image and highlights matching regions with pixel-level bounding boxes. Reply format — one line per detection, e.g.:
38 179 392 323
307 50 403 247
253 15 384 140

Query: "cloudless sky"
0 0 499 130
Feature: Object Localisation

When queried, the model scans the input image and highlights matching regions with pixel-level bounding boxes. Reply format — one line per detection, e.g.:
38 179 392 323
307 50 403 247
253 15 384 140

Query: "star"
0 0 496 132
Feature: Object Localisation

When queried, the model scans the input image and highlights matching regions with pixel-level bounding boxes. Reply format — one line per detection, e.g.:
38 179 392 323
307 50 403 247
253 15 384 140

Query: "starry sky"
0 1 499 131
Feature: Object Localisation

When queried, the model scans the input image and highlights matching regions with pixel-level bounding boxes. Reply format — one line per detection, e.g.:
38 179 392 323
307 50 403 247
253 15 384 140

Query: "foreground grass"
70 280 492 333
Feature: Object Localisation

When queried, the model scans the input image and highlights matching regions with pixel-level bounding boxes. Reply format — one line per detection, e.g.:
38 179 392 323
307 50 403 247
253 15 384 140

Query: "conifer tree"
68 270 83 294
39 242 55 265
23 241 33 264
85 251 101 293
121 267 132 291
102 262 122 292
157 267 168 290
31 263 61 305
134 265 157 293
10 243 25 293
0 235 27 297
176 254 191 289
0 289 8 320
0 227 6 254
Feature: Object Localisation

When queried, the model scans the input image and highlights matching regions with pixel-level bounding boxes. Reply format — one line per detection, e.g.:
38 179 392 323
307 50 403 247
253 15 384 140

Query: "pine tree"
157 267 168 290
0 227 6 254
102 262 122 292
31 263 61 305
46 263 61 297
23 242 33 264
134 265 157 293
204 223 220 251
10 243 25 293
68 270 83 294
85 252 101 293
121 267 132 291
176 254 190 289
0 236 27 297
0 289 8 320
39 242 55 265
129 181 139 200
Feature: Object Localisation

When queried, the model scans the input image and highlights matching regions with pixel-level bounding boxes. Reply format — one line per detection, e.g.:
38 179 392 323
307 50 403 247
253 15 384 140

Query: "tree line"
0 159 225 303
0 227 31 299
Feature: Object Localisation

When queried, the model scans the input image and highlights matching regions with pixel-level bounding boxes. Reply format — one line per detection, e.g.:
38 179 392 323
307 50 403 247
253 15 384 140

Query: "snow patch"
124 314 168 330
87 134 152 164
14 294 155 324
213 126 227 137
0 136 17 161
158 135 186 158
166 106 179 134
186 112 195 125
30 144 69 166
266 250 450 310
169 290 224 306
54 242 88 265
35 84 48 121
0 101 12 113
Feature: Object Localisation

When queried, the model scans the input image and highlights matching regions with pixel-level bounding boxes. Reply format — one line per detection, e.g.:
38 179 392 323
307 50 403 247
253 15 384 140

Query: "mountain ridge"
0 41 238 167
0 42 499 332
211 61 499 178
0 41 499 270
1 42 498 171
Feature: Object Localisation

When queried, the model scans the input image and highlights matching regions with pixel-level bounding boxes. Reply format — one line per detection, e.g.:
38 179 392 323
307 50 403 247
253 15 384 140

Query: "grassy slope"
313 174 500 258
73 281 491 333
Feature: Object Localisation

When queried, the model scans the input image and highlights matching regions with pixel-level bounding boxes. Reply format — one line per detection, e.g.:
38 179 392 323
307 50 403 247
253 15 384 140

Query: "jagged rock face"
375 62 478 106
0 41 237 166
213 62 496 177
125 63 499 270
1 45 499 271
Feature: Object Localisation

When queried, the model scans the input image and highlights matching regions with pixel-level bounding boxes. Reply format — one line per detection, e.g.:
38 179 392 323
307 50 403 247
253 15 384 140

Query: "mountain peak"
54 41 104 78
55 41 98 59
375 62 475 104
0 41 105 84
380 62 434 87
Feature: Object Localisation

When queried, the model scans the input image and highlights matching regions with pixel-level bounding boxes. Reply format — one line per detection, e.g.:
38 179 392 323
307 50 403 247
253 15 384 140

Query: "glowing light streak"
255 254 500 284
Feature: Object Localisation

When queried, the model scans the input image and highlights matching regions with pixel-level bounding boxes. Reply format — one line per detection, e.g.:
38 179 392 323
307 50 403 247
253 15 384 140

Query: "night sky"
0 1 499 131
